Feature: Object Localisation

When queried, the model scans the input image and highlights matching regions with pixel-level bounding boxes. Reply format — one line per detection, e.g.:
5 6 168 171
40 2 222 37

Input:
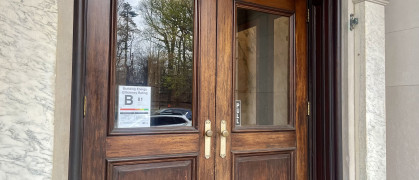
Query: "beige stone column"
353 0 389 179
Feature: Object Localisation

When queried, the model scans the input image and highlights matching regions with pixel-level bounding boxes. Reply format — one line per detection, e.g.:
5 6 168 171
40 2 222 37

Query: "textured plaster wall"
363 3 386 179
385 0 419 179
0 0 57 179
354 1 387 179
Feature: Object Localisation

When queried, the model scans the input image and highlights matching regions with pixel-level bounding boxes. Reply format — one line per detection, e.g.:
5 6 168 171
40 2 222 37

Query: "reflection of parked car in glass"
153 108 192 120
150 115 192 127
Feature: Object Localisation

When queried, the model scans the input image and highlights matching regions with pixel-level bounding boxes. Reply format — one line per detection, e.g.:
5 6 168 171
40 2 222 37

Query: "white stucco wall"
386 0 419 179
0 0 57 179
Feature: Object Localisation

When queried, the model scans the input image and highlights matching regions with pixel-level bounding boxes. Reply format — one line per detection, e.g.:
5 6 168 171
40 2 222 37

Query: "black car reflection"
153 108 192 120
150 115 192 127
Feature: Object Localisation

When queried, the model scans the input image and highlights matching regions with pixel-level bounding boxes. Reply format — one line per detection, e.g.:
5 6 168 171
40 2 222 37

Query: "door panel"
214 0 234 179
231 132 296 152
294 0 308 179
215 0 307 179
196 0 217 178
233 152 294 180
106 134 199 158
82 0 110 178
109 158 196 180
82 0 216 179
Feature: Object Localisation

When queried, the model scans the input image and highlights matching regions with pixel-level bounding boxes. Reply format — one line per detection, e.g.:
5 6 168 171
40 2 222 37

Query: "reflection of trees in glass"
116 0 193 107
117 1 145 85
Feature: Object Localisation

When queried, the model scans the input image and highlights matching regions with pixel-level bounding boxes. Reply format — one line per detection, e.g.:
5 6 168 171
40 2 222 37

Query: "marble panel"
0 0 57 179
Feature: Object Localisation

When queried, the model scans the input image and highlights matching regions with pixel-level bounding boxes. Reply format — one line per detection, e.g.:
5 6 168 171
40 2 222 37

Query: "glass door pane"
113 0 195 130
235 7 294 129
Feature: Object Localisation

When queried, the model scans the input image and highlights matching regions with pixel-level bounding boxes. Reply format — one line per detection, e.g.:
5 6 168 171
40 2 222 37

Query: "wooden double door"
80 0 307 179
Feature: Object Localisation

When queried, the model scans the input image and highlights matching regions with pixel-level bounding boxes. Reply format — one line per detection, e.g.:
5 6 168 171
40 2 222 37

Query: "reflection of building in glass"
235 8 290 126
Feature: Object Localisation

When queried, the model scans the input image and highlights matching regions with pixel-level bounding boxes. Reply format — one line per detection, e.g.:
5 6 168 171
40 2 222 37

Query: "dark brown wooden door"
82 0 216 179
80 0 306 179
214 0 307 179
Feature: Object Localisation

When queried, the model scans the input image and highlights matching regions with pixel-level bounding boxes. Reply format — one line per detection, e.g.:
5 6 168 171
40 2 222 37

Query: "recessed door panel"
231 132 296 152
109 158 196 180
106 134 199 158
233 152 294 180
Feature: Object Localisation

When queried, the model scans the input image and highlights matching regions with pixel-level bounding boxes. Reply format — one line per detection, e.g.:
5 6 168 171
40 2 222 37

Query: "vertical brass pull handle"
204 120 212 159
220 120 228 158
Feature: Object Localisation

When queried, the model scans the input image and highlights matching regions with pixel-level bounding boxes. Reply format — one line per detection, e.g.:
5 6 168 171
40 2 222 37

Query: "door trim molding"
308 0 342 179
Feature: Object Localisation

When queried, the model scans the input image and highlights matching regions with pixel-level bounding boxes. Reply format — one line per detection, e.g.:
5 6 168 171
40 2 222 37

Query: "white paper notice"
118 86 151 128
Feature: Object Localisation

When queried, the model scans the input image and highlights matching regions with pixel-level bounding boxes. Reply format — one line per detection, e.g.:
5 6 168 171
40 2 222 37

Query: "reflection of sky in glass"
122 0 149 50
126 0 144 30
119 0 194 53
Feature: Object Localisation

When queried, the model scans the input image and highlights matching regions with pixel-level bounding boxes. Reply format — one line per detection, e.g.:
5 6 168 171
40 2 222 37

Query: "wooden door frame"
68 0 85 178
307 0 342 179
68 0 343 179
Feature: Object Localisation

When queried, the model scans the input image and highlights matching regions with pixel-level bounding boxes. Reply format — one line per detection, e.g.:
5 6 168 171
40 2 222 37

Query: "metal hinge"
307 8 310 22
307 101 310 116
83 96 86 117
350 14 358 31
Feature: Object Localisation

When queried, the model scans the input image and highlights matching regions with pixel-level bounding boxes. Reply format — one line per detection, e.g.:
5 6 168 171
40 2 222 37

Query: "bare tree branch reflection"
116 0 193 111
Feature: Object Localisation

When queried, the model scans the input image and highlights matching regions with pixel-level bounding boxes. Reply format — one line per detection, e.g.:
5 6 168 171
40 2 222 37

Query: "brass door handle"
220 120 227 158
221 130 229 137
205 130 214 137
204 120 212 159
